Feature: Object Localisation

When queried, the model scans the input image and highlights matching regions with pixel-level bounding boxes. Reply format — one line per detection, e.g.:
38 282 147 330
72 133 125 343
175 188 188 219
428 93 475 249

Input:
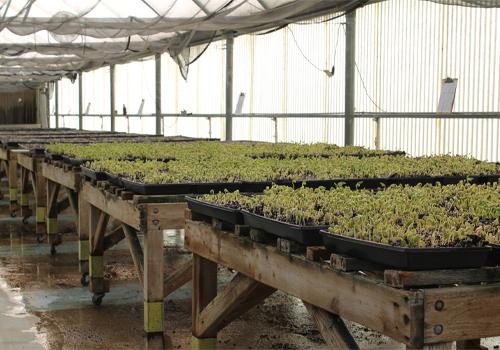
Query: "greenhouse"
0 0 500 349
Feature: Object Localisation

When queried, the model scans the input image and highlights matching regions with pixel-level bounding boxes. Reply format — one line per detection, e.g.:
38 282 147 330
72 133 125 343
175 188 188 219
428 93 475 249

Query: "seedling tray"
320 231 491 270
121 178 194 195
242 210 326 245
81 166 108 181
45 152 63 161
486 244 500 266
186 197 243 224
61 155 88 166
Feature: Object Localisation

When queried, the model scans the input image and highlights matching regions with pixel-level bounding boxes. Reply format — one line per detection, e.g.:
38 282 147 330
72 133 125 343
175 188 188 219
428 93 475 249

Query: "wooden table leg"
144 222 165 349
46 179 61 254
31 167 46 243
78 194 90 286
8 159 18 217
89 205 109 305
191 254 217 350
19 167 31 220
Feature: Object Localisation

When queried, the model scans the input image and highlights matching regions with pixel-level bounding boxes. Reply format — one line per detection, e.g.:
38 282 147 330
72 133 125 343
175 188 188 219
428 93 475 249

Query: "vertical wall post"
155 54 162 136
225 35 234 141
344 10 356 146
78 72 83 130
55 81 59 129
46 82 50 128
110 64 116 132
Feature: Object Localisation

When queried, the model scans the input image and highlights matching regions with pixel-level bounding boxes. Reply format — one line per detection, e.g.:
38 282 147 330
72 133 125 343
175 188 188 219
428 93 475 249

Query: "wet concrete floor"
0 205 498 349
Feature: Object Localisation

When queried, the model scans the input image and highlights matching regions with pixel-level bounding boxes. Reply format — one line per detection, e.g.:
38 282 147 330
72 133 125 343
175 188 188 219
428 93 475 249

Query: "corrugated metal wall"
55 0 500 161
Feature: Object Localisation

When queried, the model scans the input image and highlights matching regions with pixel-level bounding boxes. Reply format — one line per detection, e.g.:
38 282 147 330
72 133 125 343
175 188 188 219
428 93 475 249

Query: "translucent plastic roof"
0 0 499 88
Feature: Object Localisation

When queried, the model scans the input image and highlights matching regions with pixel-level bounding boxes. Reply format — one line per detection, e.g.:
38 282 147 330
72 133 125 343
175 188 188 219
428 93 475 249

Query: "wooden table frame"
185 211 500 350
0 147 31 216
78 181 190 349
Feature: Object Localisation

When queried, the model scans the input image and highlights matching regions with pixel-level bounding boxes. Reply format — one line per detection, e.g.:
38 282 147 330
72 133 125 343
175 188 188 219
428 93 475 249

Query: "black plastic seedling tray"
120 179 246 195
29 148 45 156
106 172 124 187
486 244 500 266
81 166 108 181
242 210 326 245
186 197 243 224
320 231 491 270
45 152 63 161
121 178 194 195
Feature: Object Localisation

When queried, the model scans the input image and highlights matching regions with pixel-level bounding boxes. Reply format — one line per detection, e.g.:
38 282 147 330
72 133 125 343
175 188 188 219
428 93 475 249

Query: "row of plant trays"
40 152 500 195
186 197 500 270
74 173 500 195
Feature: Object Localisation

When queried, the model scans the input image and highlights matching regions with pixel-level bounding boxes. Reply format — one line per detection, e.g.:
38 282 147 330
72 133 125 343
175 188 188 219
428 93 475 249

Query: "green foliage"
201 182 500 248
46 141 500 184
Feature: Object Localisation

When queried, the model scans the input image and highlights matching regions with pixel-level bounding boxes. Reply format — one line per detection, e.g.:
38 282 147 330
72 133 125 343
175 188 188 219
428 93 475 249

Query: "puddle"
0 273 44 349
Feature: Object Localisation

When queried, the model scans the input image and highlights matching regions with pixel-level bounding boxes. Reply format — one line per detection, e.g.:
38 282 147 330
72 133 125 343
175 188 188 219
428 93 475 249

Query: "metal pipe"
55 112 500 120
55 81 59 128
225 35 234 141
344 10 356 146
78 72 83 130
155 53 162 136
110 64 116 132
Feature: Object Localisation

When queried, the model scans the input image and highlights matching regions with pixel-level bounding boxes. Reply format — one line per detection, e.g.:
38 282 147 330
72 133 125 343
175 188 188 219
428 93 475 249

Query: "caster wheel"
80 273 89 287
36 235 44 243
92 293 105 306
10 211 16 218
50 244 57 256
22 216 29 224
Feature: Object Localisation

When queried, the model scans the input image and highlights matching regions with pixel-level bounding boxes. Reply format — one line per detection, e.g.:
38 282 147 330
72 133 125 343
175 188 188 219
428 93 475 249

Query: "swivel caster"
22 216 29 224
36 235 44 243
80 273 89 287
50 244 57 256
92 293 105 306
10 211 16 218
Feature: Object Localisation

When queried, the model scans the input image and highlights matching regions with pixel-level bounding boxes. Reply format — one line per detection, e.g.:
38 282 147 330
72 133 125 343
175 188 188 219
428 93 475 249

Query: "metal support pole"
110 64 116 132
55 81 59 129
155 54 162 136
225 35 234 141
344 11 356 146
46 82 50 128
78 72 83 130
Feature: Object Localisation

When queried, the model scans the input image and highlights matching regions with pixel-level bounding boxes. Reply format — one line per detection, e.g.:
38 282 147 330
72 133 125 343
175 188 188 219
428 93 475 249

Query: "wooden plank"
41 162 81 191
424 283 500 344
103 226 125 251
406 343 453 350
91 211 110 254
196 272 275 338
277 238 305 254
306 246 331 262
143 212 165 348
330 253 379 272
184 220 416 346
16 152 35 172
145 203 187 230
303 303 359 350
0 147 8 160
192 254 218 338
385 267 500 289
122 224 144 286
80 182 142 230
164 259 193 298
34 161 47 237
89 205 107 294
66 188 79 216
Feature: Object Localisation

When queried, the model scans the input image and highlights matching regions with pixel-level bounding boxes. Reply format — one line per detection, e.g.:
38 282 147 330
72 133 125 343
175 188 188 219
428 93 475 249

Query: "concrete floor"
0 205 498 349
